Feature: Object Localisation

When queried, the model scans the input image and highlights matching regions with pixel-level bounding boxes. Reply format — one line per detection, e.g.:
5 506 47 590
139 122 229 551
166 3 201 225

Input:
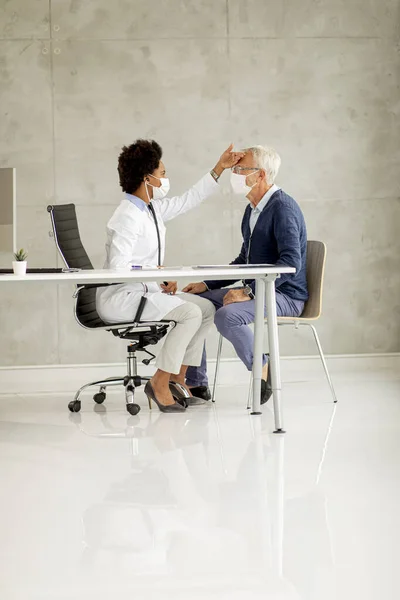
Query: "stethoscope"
147 202 162 267
147 203 172 293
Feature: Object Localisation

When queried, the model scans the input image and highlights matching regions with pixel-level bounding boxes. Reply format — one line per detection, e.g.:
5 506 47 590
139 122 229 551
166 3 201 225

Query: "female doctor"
97 139 244 413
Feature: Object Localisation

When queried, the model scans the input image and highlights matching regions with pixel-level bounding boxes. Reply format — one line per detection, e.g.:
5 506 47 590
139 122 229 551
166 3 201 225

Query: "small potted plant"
13 249 28 275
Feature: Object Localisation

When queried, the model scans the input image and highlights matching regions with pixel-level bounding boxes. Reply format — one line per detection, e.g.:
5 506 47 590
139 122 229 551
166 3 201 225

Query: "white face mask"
230 171 258 196
146 175 170 200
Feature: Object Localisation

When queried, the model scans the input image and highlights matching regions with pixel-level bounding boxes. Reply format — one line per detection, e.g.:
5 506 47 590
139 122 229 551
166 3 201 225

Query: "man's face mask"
230 168 260 196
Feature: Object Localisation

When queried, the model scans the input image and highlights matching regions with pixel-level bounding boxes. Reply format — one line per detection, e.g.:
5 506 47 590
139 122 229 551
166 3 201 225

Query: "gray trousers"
185 288 304 387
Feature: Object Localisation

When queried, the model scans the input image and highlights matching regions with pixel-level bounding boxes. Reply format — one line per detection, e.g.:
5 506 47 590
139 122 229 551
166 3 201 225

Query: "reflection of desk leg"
212 404 228 477
265 276 285 433
270 434 285 577
251 278 265 415
249 417 270 569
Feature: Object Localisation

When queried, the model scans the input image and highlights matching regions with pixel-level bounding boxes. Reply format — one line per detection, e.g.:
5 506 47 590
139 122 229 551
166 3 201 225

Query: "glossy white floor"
1 362 400 600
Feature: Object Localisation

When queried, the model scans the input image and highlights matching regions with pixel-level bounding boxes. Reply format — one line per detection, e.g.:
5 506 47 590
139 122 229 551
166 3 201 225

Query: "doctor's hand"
223 289 251 306
161 281 178 295
182 282 207 295
213 143 245 177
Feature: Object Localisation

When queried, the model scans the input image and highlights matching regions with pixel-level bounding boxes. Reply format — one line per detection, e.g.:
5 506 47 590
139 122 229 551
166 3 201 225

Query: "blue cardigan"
205 189 309 302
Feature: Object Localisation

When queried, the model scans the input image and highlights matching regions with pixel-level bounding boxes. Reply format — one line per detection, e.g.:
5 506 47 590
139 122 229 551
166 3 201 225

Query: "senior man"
182 146 308 404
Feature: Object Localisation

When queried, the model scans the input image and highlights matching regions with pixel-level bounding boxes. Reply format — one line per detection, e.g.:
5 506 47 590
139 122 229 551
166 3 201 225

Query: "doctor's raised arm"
150 143 245 222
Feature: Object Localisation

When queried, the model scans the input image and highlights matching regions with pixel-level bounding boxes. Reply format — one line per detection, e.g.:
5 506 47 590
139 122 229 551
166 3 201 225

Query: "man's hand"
223 289 251 306
161 281 178 295
182 282 207 295
213 143 245 177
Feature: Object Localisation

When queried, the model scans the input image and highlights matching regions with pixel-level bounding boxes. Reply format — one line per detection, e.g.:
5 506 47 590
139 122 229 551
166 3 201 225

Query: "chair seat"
276 315 319 323
259 315 319 324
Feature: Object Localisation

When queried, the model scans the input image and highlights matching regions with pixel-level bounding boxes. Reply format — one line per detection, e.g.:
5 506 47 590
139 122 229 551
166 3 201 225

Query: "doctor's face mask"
146 174 170 200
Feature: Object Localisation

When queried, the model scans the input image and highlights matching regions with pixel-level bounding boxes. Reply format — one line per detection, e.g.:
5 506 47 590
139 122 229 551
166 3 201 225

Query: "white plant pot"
12 261 27 275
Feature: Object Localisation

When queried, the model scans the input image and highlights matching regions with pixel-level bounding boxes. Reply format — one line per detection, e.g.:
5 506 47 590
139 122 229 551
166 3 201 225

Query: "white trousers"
156 293 215 375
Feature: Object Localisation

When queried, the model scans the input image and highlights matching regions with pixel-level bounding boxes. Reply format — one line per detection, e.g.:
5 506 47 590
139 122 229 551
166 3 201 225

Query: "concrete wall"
0 0 399 367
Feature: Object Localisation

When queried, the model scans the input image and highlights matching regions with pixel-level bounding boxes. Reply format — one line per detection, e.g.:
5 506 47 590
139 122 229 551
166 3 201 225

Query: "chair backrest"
47 204 106 328
47 204 93 269
300 240 326 320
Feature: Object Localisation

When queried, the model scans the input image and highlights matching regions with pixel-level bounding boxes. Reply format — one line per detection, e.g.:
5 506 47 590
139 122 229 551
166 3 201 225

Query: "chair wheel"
126 403 141 416
68 400 81 413
93 391 106 404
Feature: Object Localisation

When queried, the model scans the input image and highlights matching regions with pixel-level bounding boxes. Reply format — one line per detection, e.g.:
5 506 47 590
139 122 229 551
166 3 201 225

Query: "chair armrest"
73 282 120 298
104 319 176 331
104 321 177 341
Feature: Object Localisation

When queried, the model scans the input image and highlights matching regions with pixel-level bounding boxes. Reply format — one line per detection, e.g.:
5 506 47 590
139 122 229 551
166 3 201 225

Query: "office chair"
47 203 175 415
212 240 337 404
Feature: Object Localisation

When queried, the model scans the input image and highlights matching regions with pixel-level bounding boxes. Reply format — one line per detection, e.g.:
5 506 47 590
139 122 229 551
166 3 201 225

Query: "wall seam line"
48 0 61 365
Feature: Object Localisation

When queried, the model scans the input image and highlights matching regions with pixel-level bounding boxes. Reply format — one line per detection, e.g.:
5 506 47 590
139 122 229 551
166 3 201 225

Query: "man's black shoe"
189 385 211 401
261 363 272 405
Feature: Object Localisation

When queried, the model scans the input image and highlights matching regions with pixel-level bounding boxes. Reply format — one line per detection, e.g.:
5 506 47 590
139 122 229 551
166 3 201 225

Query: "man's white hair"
243 145 281 184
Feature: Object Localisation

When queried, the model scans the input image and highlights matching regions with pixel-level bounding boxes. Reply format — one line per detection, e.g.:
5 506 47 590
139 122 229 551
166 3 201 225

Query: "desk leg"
251 278 265 415
266 278 286 433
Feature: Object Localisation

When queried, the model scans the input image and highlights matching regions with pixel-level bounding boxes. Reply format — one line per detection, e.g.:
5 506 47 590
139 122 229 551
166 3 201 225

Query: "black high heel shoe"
169 382 206 406
144 381 186 413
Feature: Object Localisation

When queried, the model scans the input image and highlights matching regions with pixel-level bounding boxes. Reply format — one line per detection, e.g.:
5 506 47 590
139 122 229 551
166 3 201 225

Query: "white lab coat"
96 173 219 323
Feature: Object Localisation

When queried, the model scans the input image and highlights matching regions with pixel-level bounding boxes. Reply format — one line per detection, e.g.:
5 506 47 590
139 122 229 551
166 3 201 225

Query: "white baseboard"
0 354 399 395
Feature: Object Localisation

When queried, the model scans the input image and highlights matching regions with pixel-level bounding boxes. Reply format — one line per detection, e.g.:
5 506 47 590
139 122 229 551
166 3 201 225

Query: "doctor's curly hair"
118 139 163 193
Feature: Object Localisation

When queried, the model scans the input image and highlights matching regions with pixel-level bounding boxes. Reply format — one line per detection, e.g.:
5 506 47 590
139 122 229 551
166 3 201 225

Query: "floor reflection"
67 401 337 598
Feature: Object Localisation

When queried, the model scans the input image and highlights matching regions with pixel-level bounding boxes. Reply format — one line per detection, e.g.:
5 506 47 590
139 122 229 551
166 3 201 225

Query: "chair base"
67 344 151 415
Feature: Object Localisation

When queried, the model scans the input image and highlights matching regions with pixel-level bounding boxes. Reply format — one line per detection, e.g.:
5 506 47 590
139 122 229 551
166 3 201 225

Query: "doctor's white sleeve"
108 226 139 269
153 172 219 223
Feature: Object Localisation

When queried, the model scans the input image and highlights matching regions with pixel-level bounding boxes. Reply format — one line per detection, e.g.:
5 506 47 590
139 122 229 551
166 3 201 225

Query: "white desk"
0 265 295 432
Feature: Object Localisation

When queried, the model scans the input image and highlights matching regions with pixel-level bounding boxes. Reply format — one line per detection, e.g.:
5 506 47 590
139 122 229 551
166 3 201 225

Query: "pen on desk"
162 281 174 295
